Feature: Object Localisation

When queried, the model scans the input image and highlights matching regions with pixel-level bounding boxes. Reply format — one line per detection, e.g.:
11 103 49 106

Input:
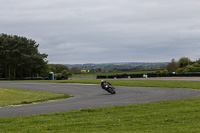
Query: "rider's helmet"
101 80 104 83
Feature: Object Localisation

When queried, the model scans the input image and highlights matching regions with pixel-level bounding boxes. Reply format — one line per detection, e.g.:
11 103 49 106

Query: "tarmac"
0 80 200 117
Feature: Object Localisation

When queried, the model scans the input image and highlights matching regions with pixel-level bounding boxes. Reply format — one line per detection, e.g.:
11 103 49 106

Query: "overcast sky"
1 0 200 64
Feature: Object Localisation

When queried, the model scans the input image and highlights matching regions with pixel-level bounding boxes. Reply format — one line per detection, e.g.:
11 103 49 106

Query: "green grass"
0 97 200 132
0 87 69 106
3 79 200 90
30 79 200 90
69 70 156 79
1 80 200 132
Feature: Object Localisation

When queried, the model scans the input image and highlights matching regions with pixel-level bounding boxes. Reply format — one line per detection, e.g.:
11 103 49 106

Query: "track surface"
0 82 200 117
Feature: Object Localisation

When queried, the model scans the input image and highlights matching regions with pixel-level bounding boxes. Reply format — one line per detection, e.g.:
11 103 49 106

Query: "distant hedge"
97 72 200 79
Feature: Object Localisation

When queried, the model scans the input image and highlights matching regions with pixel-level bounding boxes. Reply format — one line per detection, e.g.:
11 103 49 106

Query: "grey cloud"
1 0 200 64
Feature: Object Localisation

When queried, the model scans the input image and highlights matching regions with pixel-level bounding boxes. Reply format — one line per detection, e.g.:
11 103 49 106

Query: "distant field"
69 70 156 80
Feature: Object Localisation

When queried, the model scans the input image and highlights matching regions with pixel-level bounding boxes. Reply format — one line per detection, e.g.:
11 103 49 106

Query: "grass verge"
0 96 200 132
0 87 69 107
22 79 200 90
2 79 200 90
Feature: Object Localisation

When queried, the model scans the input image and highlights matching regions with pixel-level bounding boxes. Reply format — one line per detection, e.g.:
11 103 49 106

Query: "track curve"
0 82 200 117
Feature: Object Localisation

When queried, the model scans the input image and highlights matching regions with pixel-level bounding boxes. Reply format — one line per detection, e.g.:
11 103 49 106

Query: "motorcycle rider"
101 80 112 90
101 80 116 94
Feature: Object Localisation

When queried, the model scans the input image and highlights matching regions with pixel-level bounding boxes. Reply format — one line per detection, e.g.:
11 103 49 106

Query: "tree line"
0 34 48 79
166 57 200 73
1 33 200 80
0 32 78 79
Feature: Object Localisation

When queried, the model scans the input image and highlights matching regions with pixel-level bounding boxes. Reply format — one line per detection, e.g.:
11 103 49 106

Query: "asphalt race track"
1 82 200 117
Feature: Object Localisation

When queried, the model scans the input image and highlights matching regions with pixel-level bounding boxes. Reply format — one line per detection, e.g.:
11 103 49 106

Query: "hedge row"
96 72 200 79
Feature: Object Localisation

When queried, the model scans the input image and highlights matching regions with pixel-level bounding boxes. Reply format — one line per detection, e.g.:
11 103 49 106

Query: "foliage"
176 68 185 73
193 62 200 67
177 57 192 68
69 67 81 74
0 33 48 79
156 70 161 73
166 57 200 73
184 65 200 72
90 68 102 73
49 64 70 74
166 58 178 72
162 69 168 73
61 70 70 77
40 61 51 77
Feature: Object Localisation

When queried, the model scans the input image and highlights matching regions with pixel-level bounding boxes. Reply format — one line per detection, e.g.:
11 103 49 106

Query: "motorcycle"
101 81 116 94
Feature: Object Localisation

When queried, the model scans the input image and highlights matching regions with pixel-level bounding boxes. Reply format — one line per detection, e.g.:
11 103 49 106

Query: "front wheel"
108 88 116 94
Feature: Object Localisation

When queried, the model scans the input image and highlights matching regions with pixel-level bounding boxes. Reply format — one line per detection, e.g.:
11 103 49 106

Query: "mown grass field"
0 87 69 107
0 95 200 132
0 79 200 132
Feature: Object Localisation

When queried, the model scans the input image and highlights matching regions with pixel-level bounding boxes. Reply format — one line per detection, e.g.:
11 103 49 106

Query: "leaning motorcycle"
101 82 116 94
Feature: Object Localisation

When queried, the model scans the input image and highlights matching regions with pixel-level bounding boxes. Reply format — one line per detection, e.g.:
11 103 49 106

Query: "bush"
176 68 185 73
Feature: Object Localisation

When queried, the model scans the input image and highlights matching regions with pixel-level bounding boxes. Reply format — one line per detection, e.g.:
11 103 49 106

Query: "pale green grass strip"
0 97 200 133
0 87 69 106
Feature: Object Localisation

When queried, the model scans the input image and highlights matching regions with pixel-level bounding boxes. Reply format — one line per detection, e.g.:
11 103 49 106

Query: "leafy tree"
156 70 161 73
176 68 185 73
40 61 51 77
196 58 200 64
90 68 102 73
0 33 48 79
61 70 70 77
49 64 69 73
193 62 200 67
162 69 168 73
69 67 81 74
166 58 178 72
172 57 200 73
177 57 192 68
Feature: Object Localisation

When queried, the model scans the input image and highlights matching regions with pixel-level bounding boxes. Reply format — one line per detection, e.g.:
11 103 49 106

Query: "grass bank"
0 87 69 107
